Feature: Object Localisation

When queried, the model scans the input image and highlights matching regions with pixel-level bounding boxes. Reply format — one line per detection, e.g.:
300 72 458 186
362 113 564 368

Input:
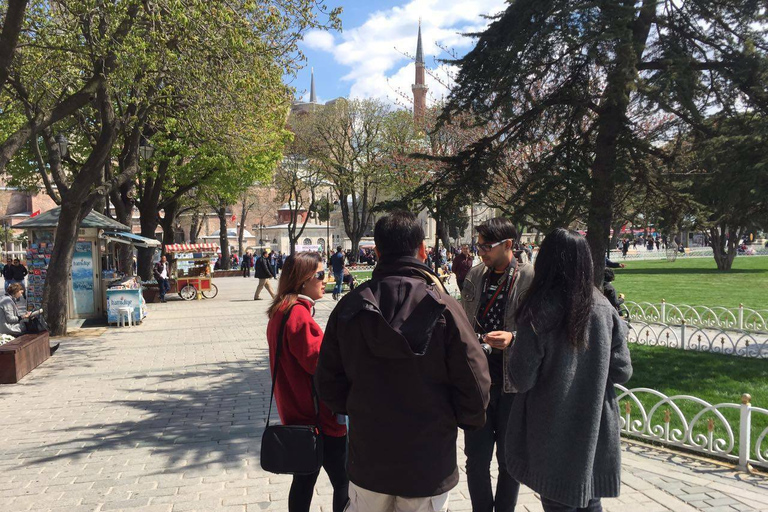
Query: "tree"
687 114 768 270
302 99 395 262
273 152 323 255
440 0 768 285
1 0 339 334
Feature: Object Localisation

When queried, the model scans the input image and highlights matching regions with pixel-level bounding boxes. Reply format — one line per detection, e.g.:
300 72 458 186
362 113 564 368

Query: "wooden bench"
0 332 51 384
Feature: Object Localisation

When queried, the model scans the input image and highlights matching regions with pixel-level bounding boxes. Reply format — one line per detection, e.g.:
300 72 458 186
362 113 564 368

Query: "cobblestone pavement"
1 277 766 512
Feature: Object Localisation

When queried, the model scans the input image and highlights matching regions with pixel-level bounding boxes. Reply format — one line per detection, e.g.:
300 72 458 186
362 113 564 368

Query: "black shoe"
160 298 166 303
50 343 60 355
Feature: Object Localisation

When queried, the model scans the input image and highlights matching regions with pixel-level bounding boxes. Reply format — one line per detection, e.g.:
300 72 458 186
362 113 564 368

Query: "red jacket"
267 297 346 437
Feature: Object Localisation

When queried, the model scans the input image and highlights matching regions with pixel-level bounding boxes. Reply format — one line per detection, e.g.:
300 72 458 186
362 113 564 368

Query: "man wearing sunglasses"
460 217 535 512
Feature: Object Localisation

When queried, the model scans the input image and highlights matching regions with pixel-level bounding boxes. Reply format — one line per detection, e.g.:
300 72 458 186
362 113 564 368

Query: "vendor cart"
165 243 219 300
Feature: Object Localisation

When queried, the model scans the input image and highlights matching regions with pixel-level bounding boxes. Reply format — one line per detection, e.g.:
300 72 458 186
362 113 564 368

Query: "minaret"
412 20 428 126
310 67 317 104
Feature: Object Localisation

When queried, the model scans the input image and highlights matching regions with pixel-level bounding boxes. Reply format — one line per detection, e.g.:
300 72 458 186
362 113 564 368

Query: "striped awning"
165 243 218 252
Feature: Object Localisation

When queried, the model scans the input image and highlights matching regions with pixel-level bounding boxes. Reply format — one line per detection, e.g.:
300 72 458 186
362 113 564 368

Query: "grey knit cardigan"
504 290 632 508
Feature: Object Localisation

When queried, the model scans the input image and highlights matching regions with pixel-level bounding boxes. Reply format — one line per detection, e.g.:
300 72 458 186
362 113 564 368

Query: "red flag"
230 213 236 223
30 210 41 217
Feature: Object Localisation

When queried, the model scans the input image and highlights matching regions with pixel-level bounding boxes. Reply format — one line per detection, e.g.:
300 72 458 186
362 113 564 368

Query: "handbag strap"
265 303 322 430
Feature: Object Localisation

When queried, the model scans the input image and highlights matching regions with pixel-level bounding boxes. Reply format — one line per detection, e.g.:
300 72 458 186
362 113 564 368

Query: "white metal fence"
627 321 768 358
616 385 768 470
625 301 768 333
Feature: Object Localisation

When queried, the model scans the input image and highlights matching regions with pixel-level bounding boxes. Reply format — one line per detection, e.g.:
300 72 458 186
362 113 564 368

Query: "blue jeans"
158 278 170 299
465 385 519 512
333 271 343 296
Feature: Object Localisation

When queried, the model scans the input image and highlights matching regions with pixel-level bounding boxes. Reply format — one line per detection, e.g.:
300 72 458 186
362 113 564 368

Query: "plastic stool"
117 306 133 327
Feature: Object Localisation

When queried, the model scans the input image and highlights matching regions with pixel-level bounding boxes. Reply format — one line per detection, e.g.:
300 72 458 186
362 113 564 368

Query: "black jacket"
315 256 490 497
254 257 275 279
7 264 28 281
153 261 170 282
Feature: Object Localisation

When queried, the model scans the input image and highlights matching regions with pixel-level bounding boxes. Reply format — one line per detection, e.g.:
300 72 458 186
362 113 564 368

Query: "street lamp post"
326 191 330 262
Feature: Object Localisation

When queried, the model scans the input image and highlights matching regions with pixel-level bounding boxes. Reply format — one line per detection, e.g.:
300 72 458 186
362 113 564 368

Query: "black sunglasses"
313 270 325 281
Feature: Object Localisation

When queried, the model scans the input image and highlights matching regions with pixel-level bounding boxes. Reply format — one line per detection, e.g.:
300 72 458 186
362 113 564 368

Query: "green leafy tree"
1 0 339 334
440 0 768 284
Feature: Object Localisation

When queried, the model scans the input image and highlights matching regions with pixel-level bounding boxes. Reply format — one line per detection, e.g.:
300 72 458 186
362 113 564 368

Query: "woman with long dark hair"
504 229 633 512
266 252 348 512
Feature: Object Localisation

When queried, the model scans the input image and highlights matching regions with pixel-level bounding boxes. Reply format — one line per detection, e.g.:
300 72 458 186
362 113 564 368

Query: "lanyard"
480 265 517 320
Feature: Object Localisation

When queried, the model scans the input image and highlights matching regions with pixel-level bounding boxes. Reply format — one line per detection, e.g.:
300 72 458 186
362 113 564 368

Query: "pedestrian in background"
266 252 348 512
241 251 253 278
452 244 474 291
254 250 276 300
330 246 345 301
506 228 632 512
316 211 490 512
2 257 13 292
153 255 171 303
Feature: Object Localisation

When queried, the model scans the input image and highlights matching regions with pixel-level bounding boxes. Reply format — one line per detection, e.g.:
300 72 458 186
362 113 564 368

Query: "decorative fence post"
661 299 666 323
739 303 744 331
739 393 752 469
680 320 686 350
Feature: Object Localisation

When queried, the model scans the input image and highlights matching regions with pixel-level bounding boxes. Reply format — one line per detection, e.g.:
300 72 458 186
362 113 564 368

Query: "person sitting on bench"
0 283 30 337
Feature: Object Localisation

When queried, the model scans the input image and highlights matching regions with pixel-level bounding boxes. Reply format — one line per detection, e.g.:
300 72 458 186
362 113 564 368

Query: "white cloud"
310 0 506 106
303 30 336 52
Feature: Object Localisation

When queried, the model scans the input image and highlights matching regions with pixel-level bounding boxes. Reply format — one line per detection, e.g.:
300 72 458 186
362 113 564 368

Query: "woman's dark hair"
374 211 424 258
475 217 517 243
268 252 322 318
516 228 595 349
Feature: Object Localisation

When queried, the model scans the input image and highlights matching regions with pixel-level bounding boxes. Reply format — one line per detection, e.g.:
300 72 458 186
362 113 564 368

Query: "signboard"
294 244 320 253
72 241 95 315
106 289 144 324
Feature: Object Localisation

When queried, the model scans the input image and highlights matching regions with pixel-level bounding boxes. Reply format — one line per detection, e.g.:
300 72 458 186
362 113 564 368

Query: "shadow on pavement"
25 359 272 473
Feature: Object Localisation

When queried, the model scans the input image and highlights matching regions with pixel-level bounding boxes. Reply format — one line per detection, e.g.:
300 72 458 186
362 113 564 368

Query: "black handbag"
260 304 324 475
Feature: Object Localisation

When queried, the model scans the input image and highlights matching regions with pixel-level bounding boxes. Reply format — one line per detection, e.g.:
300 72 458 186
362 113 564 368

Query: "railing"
616 386 768 470
625 301 768 333
627 321 768 358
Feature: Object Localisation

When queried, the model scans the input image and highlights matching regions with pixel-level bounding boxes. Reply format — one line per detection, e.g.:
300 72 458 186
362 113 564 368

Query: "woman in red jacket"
266 252 348 512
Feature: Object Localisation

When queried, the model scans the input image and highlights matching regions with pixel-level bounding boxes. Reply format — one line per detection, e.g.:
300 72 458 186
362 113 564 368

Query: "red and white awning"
165 243 219 252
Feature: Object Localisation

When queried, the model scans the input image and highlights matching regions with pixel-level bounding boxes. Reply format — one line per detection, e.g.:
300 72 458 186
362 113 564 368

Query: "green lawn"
613 257 768 308
622 344 768 458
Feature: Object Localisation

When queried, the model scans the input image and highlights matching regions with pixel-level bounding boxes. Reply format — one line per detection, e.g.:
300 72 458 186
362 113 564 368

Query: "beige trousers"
254 278 275 299
344 482 450 512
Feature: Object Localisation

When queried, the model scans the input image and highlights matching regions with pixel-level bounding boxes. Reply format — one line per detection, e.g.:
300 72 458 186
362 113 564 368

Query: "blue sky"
289 0 507 107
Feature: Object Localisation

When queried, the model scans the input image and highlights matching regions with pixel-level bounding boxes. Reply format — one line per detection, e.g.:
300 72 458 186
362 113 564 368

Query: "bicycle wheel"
202 284 218 299
180 285 197 301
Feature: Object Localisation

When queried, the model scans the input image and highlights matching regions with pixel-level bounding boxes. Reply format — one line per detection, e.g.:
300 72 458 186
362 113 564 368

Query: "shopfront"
15 208 160 321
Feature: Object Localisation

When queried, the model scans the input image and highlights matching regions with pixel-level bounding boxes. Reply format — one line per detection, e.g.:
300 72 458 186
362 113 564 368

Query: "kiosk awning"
165 243 218 252
102 231 162 248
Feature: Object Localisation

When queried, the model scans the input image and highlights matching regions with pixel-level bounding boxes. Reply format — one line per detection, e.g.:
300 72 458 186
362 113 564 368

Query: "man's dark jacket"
254 256 275 279
153 261 170 282
315 256 491 498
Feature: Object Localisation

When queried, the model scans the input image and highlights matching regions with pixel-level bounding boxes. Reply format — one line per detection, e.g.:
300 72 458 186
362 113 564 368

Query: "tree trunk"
217 204 231 270
158 200 178 248
0 0 28 91
609 219 624 253
42 201 83 336
709 225 738 271
189 210 201 243
586 0 654 286
237 201 248 258
137 215 160 281
110 185 134 275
